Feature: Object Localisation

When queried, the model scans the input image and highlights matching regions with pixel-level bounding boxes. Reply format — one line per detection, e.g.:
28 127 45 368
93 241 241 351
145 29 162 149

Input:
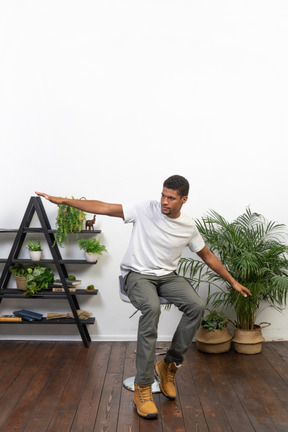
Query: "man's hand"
231 281 252 298
35 192 63 205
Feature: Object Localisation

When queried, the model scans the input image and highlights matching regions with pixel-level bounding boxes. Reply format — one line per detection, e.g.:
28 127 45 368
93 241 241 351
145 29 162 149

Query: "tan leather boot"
133 384 158 419
155 359 182 400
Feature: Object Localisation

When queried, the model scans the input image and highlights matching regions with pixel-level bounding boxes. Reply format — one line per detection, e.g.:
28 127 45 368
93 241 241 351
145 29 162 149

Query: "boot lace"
166 364 176 383
138 385 153 403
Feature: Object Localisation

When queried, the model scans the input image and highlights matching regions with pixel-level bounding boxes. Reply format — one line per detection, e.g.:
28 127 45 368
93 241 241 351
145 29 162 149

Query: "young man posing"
36 175 251 420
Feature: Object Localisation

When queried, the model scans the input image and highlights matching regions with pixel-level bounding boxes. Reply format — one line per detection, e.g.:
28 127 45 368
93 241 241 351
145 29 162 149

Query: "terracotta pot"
15 276 27 291
195 327 232 354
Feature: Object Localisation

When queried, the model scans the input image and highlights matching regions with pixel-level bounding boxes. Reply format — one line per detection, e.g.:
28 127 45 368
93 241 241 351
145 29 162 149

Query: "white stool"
119 275 171 392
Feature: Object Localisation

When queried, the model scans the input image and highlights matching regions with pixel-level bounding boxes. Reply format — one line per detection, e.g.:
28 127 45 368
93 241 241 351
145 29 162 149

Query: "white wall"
0 0 287 342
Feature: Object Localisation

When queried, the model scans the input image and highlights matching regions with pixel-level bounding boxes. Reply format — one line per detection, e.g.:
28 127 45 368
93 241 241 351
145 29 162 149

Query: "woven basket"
15 275 27 291
233 326 265 355
195 327 232 354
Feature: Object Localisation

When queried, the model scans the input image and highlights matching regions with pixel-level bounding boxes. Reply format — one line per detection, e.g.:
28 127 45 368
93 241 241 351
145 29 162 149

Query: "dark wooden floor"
1 341 288 432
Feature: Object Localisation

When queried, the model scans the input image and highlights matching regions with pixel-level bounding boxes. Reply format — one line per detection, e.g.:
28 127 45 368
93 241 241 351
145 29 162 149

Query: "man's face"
160 187 188 219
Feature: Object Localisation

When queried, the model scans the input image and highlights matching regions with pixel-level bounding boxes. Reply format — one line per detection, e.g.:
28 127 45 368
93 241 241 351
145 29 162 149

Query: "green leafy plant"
26 240 42 251
54 197 86 247
77 238 107 254
178 207 288 330
10 263 28 277
200 310 229 331
25 266 54 297
10 264 54 297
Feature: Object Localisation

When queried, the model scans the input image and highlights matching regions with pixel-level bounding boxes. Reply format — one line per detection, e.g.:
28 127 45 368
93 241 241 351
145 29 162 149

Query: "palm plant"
178 208 288 329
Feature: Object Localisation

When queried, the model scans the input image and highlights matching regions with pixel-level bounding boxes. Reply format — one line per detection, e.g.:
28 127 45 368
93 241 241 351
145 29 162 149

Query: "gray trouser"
124 271 205 386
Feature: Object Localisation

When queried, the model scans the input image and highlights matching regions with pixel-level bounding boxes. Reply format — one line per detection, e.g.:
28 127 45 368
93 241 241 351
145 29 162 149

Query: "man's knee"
195 298 205 318
141 300 161 318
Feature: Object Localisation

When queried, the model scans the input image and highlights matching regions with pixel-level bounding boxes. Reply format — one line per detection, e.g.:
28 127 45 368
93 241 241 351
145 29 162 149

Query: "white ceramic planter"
29 250 42 261
85 252 98 263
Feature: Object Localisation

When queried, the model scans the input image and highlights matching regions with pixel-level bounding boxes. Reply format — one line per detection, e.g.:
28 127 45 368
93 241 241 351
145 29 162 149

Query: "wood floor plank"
117 355 139 432
92 341 127 432
24 342 83 432
203 351 255 432
252 345 288 408
1 341 288 431
235 351 288 431
0 342 55 431
47 342 98 432
186 345 233 431
70 342 112 432
0 341 40 399
222 350 279 431
177 350 209 432
262 343 288 384
92 372 123 432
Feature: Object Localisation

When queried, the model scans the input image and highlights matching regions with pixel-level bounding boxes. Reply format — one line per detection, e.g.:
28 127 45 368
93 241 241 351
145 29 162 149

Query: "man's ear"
182 196 188 204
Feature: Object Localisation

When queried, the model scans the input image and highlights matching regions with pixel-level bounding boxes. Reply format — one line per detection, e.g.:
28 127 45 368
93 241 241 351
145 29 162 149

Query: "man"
36 175 251 420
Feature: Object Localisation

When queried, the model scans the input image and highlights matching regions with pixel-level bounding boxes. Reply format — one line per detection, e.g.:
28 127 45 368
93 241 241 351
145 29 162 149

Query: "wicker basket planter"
232 325 268 354
195 327 232 354
15 275 27 291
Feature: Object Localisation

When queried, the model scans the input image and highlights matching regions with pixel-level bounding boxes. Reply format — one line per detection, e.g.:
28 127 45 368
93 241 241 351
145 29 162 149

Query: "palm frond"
178 207 288 329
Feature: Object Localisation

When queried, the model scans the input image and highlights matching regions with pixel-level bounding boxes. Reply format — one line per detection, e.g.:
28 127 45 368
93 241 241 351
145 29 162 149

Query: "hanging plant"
54 197 86 247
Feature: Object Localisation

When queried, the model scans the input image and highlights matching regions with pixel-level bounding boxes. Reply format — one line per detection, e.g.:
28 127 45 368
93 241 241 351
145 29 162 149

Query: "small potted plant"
10 264 28 291
10 264 54 296
86 284 96 292
54 197 86 247
77 238 107 262
195 310 232 354
26 240 42 261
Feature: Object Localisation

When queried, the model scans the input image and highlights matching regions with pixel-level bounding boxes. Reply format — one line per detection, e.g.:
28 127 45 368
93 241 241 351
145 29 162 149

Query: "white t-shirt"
120 200 205 277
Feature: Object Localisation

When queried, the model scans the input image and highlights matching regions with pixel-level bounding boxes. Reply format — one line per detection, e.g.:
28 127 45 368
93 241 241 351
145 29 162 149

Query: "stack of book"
13 310 43 321
51 279 82 292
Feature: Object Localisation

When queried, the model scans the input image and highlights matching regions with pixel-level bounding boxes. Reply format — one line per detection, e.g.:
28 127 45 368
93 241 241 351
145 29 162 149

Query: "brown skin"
35 189 252 298
35 191 124 219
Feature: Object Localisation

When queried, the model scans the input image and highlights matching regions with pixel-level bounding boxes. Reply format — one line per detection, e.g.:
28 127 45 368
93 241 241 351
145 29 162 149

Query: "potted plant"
10 264 54 297
54 197 86 247
86 284 96 292
195 310 232 354
77 238 107 262
26 240 42 261
10 264 28 291
178 208 288 354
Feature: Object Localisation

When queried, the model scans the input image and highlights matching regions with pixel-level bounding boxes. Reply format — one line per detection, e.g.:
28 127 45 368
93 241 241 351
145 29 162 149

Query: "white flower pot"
85 252 98 263
29 250 42 261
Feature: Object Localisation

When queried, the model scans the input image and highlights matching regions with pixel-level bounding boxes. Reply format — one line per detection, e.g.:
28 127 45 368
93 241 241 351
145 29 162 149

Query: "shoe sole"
154 366 176 400
133 402 158 419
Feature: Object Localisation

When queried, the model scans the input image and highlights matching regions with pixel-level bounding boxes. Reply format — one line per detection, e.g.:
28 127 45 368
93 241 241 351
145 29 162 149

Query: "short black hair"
163 175 189 197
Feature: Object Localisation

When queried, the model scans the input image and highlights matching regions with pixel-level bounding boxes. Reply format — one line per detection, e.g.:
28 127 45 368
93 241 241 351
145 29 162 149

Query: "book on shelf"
0 314 22 322
54 279 82 286
52 287 77 292
13 310 43 321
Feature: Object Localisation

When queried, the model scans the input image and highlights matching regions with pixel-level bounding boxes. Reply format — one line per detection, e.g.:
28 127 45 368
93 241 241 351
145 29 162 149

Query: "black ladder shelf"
0 196 100 347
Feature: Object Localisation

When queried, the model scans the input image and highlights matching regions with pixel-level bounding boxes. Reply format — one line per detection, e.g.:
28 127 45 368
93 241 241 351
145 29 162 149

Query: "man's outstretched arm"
196 246 252 298
35 192 124 219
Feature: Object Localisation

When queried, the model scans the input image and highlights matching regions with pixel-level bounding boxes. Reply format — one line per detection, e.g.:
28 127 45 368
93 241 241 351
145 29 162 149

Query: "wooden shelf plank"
0 317 95 324
0 288 98 298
